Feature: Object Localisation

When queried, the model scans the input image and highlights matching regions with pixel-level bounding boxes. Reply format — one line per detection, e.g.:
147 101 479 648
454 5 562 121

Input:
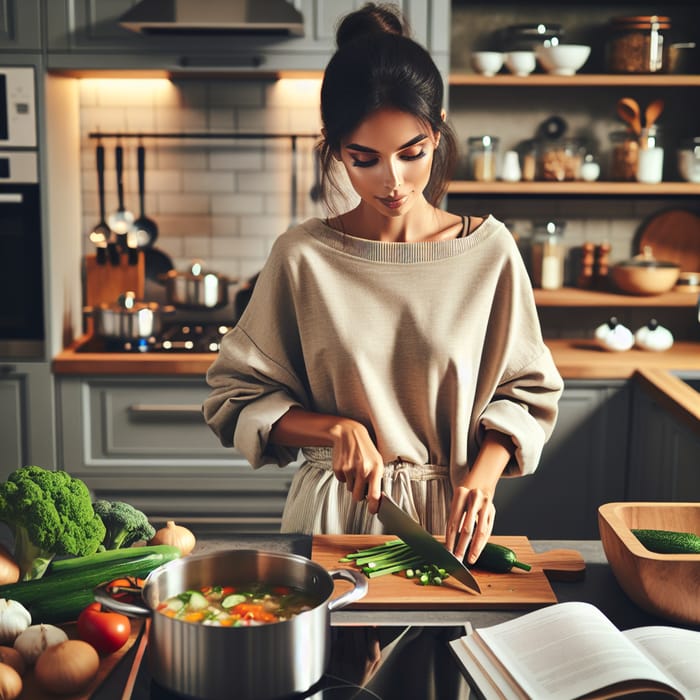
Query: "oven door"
0 178 44 358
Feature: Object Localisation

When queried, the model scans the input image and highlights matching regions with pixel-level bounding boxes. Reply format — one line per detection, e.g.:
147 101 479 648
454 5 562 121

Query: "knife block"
83 252 145 333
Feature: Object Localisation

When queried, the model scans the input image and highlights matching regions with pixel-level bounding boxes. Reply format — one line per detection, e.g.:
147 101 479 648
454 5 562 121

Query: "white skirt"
280 447 452 535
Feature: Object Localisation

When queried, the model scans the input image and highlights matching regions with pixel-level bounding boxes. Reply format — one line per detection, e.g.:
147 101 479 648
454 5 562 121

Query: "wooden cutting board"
312 535 585 610
637 209 700 272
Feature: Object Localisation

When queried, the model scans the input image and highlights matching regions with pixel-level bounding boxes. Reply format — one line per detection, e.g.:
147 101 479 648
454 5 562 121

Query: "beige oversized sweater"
204 216 563 489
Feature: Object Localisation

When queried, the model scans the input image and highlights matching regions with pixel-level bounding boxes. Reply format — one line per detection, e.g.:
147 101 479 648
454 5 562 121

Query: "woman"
204 3 563 565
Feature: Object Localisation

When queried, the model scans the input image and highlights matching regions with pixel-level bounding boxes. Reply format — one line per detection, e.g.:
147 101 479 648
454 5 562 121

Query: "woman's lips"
378 195 408 210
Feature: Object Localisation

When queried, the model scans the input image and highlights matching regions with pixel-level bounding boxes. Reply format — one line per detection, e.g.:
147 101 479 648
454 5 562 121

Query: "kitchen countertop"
82 537 695 700
52 338 700 378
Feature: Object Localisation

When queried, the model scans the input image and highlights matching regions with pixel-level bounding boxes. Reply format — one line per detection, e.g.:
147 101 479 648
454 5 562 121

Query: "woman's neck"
333 200 462 243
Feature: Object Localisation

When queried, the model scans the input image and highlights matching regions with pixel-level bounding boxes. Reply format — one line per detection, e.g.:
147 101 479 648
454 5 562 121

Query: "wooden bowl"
611 247 680 295
598 502 700 625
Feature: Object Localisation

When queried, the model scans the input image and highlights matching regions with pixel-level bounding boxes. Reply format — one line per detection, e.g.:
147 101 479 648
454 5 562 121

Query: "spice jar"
538 138 584 181
609 130 639 181
530 220 566 290
606 15 671 73
468 135 499 181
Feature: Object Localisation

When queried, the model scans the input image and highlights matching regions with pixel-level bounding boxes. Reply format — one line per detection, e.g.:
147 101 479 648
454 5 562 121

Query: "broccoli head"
93 499 155 550
0 465 106 580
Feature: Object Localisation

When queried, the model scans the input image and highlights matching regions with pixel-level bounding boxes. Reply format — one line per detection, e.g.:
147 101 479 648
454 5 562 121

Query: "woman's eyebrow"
345 133 428 153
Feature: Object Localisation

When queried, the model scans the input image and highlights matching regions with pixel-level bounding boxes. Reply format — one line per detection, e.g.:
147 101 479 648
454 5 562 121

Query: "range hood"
119 0 305 37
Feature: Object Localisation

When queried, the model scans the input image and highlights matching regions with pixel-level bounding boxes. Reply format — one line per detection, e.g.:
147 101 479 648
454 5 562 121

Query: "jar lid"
468 135 499 148
608 15 672 29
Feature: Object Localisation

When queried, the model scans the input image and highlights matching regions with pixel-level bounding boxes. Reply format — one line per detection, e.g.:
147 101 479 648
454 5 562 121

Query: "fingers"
447 487 496 565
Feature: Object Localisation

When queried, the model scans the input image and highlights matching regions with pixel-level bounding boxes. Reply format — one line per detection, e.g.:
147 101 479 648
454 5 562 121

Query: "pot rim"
95 548 368 621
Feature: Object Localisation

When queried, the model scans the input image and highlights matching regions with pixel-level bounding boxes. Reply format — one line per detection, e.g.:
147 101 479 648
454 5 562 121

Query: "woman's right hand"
270 408 384 513
329 419 384 514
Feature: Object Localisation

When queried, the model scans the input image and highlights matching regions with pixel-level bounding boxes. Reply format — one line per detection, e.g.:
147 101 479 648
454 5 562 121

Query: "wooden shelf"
534 287 699 307
447 181 700 196
448 73 700 87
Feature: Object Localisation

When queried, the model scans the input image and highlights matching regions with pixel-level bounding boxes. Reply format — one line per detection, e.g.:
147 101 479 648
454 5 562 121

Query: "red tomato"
77 602 131 654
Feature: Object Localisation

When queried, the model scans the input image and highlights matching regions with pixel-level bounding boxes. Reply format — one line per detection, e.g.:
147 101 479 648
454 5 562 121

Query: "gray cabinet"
56 375 298 534
0 363 56 477
627 380 700 502
493 380 630 539
0 0 41 51
45 0 449 72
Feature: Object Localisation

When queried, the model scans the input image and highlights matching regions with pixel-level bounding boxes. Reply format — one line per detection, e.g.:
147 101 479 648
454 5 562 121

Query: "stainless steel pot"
84 291 175 340
160 260 237 310
96 549 368 700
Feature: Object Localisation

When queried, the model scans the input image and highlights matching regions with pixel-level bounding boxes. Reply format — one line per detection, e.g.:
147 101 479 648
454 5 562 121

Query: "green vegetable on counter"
0 465 106 581
92 499 156 550
474 543 532 573
631 528 700 554
0 544 180 624
341 538 532 584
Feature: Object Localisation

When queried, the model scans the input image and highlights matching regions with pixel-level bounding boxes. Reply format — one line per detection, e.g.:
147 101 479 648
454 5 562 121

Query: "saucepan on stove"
84 291 175 340
160 259 238 310
95 549 368 700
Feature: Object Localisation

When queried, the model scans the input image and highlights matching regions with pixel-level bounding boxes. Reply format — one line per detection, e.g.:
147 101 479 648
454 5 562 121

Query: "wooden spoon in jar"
617 97 642 136
644 99 664 129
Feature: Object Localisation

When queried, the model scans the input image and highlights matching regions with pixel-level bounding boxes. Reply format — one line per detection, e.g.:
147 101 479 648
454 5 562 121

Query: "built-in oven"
0 66 37 149
0 151 44 358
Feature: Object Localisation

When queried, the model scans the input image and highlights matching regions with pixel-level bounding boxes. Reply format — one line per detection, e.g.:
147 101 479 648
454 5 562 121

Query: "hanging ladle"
132 143 159 248
108 141 135 236
616 97 642 136
88 141 110 265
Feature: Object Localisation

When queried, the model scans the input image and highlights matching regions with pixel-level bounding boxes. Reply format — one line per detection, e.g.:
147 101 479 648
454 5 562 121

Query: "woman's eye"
401 150 427 161
351 157 378 168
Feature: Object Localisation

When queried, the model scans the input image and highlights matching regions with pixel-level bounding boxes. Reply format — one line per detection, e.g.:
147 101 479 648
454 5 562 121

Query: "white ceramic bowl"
470 51 504 76
504 51 536 76
535 44 591 75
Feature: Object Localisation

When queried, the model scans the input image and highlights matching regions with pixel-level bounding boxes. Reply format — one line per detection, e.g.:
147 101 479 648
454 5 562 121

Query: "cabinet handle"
128 403 203 419
0 194 23 204
0 365 17 375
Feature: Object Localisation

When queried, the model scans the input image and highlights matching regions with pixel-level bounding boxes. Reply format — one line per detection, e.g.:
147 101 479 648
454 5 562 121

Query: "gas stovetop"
76 323 233 354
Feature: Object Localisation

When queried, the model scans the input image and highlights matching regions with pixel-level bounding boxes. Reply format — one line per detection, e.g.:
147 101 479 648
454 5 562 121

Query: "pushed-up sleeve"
203 239 310 468
474 233 564 477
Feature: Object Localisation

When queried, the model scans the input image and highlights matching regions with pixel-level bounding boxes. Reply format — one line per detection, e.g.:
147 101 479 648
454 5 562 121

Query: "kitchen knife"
376 493 481 593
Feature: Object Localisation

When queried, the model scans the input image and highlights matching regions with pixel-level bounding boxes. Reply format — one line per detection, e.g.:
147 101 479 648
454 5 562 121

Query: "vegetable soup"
156 583 319 626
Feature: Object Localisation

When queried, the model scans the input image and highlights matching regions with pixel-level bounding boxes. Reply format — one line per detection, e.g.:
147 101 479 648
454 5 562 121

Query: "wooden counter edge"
633 368 700 435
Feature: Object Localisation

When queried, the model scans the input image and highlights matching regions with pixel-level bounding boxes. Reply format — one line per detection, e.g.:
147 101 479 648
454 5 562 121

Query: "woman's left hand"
444 430 513 565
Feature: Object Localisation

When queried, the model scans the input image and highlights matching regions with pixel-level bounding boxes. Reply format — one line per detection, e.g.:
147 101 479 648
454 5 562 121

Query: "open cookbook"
448 601 700 699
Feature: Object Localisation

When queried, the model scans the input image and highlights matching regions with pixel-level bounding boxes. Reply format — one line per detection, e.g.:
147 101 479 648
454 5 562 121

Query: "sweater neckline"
305 215 499 264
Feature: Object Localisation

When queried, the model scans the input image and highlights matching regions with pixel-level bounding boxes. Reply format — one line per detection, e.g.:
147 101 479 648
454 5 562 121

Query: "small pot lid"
618 246 679 269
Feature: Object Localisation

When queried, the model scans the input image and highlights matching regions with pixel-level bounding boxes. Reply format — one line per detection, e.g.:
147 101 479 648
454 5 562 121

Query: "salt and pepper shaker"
501 150 522 182
578 242 595 288
595 242 611 286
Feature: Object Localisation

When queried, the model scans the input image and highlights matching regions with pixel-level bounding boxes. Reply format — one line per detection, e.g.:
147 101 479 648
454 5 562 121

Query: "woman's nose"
384 159 402 190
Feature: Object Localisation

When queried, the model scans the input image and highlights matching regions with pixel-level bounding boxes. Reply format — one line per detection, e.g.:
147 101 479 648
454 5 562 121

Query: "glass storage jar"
530 220 566 290
467 135 499 181
538 138 585 181
608 130 639 181
606 15 671 73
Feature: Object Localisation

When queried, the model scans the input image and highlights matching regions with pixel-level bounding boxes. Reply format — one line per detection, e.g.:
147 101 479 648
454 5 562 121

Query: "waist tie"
301 446 449 523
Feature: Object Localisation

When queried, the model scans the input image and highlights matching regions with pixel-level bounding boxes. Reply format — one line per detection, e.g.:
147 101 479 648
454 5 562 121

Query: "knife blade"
376 493 481 593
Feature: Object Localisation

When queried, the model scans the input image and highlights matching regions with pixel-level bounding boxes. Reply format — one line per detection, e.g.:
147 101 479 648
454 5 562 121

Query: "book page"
624 626 700 698
474 602 678 700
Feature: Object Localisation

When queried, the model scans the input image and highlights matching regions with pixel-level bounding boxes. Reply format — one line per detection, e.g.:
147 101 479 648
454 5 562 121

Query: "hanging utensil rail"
88 131 320 228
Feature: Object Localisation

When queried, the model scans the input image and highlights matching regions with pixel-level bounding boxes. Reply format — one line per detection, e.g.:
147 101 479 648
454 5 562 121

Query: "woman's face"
338 108 439 218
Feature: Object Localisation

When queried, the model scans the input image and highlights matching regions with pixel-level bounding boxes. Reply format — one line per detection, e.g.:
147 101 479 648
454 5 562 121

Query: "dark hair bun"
335 2 409 47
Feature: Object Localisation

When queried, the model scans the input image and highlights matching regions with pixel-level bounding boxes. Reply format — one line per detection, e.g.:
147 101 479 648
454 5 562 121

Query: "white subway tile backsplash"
78 76 646 287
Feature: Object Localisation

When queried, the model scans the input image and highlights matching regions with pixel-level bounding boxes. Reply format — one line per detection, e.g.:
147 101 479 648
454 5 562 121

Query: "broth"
156 583 319 626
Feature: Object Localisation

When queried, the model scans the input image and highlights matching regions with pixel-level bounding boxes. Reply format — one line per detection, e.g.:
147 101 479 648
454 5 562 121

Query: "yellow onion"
34 640 99 695
149 521 196 556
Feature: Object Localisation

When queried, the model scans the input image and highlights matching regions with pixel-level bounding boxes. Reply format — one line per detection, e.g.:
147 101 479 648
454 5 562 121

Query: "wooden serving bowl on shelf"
598 502 700 626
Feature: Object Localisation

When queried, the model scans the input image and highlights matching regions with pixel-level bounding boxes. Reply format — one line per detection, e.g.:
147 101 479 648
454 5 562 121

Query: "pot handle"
93 581 152 618
325 568 369 612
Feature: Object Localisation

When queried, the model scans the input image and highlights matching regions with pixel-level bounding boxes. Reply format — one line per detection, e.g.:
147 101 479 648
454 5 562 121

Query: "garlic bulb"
13 624 68 666
0 600 31 645
634 319 674 352
594 316 634 352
